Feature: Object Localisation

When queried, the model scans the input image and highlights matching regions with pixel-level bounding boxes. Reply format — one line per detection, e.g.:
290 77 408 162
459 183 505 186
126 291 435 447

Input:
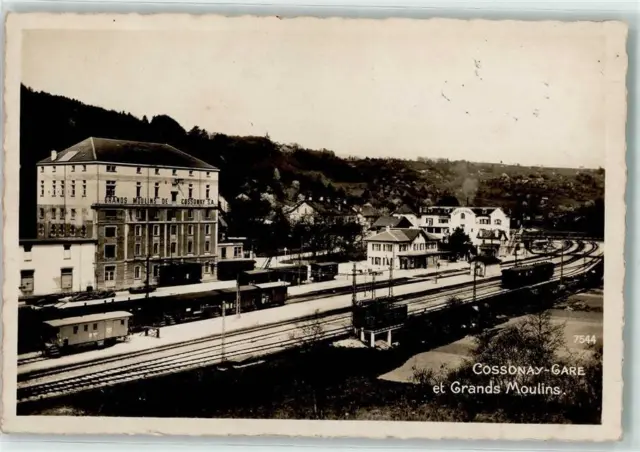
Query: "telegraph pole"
372 271 377 301
221 297 226 363
473 261 478 303
145 206 151 298
560 241 564 284
235 275 241 317
388 252 394 298
351 263 357 307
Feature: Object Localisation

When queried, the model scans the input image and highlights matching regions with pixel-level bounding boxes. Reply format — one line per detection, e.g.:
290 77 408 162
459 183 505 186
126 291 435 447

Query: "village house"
370 216 414 233
19 238 97 298
364 227 442 270
391 204 420 227
284 199 359 225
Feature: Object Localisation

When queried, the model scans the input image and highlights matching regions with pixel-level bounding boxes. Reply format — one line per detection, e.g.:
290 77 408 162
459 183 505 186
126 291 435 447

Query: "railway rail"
17 242 601 403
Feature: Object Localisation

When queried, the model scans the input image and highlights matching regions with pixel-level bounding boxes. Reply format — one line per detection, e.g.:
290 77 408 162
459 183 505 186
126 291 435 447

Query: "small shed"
470 256 502 278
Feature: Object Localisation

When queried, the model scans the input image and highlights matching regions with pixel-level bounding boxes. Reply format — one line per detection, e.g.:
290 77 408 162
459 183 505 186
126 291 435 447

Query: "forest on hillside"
19 85 605 242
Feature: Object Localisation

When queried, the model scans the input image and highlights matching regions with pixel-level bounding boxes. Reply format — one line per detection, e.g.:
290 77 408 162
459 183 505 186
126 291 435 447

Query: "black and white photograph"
1 13 627 441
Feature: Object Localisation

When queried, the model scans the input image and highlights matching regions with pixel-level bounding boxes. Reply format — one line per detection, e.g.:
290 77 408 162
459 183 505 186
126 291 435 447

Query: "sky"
21 18 619 168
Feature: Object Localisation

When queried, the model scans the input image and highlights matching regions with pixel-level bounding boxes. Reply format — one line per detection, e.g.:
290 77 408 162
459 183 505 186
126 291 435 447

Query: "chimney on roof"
51 150 58 161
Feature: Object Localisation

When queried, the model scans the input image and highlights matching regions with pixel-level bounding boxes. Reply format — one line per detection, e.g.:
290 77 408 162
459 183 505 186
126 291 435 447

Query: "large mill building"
35 137 220 291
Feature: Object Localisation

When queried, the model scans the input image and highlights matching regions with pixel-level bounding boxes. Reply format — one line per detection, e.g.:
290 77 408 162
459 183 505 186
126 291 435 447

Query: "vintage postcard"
2 13 627 441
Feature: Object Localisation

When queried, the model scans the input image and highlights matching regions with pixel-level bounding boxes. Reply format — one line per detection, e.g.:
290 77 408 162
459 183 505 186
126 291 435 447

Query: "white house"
19 238 97 298
415 206 511 250
364 228 442 270
283 201 317 223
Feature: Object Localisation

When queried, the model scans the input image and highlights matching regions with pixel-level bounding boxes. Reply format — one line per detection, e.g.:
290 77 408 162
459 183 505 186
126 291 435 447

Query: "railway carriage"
41 311 132 356
271 265 309 286
239 269 276 285
310 262 339 282
157 262 202 287
501 261 554 289
217 258 256 281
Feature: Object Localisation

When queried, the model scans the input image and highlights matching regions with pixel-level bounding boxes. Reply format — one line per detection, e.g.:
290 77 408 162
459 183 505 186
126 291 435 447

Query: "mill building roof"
37 137 218 170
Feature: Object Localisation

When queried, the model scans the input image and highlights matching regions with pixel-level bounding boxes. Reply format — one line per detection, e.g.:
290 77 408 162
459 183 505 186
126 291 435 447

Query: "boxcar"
353 301 408 330
239 269 276 285
310 262 339 282
218 285 262 314
217 259 256 281
157 263 202 287
41 311 132 355
501 261 555 290
253 282 289 308
272 265 309 286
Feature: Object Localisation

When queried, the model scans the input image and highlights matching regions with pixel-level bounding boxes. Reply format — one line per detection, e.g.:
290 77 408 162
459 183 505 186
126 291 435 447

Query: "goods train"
20 282 289 354
501 261 555 289
353 299 408 331
238 262 338 286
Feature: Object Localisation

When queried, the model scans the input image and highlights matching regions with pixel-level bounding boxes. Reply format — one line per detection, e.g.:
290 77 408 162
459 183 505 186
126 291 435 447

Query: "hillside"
19 85 604 240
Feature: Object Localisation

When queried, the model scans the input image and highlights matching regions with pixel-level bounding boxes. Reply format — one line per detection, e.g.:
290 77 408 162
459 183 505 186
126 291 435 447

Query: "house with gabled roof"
371 216 414 232
364 227 443 270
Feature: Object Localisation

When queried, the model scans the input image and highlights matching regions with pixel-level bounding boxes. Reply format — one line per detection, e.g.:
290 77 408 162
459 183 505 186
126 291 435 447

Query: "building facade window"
495 219 502 225
172 169 177 176
135 243 141 256
187 209 194 220
204 240 210 253
82 165 87 172
104 265 116 281
71 165 75 172
61 268 73 290
205 185 210 198
40 181 44 197
134 266 141 279
63 244 71 260
52 166 56 173
205 224 211 235
154 168 160 175
106 180 116 197
171 191 178 202
135 225 142 236
153 265 159 277
189 170 194 177
136 167 142 174
170 242 177 255
104 244 116 259
136 182 142 197
154 182 160 198
187 241 194 254
105 226 116 237
70 208 76 220
71 180 76 197
153 242 159 255
188 225 194 235
170 225 177 236
39 208 44 219
153 225 160 236
106 165 117 173
52 181 56 197
82 180 87 197
188 184 193 198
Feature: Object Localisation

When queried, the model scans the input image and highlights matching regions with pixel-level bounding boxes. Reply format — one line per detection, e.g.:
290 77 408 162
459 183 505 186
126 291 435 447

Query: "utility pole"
145 206 151 298
473 261 478 303
235 275 241 317
351 263 357 308
220 298 226 363
560 241 564 284
388 251 394 298
372 271 377 301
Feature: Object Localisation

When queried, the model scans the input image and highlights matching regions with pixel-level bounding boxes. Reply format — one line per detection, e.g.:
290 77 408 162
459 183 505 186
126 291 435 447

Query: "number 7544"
574 335 597 344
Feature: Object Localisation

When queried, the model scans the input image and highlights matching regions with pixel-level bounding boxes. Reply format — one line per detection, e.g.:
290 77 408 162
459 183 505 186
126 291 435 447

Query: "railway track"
19 246 580 377
17 242 601 403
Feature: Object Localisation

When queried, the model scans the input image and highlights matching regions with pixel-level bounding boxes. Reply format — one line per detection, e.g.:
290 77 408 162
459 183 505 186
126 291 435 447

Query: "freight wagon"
353 301 408 331
271 265 309 286
41 311 132 356
157 262 202 287
501 261 555 290
239 269 277 285
217 259 256 281
310 262 339 282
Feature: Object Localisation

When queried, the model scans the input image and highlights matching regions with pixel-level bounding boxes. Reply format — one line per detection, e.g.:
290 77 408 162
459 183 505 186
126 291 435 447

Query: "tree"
446 227 472 259
436 194 460 206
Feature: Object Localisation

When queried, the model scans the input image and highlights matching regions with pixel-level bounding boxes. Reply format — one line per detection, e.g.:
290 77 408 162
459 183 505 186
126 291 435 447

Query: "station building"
36 137 220 291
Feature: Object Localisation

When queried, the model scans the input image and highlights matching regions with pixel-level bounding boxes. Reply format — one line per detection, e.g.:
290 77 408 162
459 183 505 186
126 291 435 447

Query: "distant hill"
19 85 604 239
